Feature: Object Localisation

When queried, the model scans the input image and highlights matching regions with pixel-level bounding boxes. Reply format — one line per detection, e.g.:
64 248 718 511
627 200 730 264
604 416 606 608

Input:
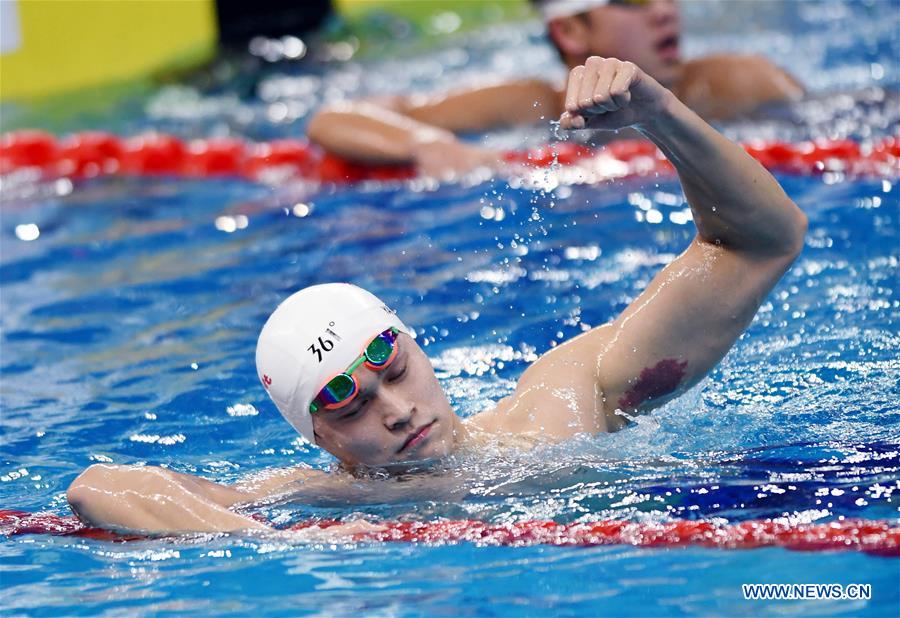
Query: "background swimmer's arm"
391 79 562 132
67 464 269 534
306 79 560 176
509 57 806 436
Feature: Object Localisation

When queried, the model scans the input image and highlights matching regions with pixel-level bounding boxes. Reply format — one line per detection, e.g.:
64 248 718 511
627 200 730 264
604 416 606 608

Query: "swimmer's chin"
367 443 459 475
354 456 447 477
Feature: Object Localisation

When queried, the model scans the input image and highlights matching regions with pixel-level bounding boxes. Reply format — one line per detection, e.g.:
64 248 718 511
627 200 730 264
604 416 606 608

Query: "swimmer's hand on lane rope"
410 129 504 180
279 519 387 542
559 57 668 132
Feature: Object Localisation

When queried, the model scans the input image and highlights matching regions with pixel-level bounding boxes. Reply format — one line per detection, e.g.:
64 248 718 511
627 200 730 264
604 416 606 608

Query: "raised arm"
491 57 806 438
306 79 561 177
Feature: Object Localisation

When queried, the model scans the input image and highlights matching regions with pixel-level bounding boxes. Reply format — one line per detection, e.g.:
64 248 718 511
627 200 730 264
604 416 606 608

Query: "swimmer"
307 0 804 178
67 56 808 534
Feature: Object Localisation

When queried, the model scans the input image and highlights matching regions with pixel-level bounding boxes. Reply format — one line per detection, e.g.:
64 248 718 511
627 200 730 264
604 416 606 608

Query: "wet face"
553 0 682 86
311 334 459 470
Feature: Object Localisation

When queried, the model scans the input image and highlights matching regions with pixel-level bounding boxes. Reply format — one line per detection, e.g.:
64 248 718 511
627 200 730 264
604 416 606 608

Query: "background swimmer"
66 55 807 535
307 0 804 177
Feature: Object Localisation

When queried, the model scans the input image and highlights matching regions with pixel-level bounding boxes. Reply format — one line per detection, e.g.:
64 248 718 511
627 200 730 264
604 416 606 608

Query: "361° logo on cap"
262 374 272 388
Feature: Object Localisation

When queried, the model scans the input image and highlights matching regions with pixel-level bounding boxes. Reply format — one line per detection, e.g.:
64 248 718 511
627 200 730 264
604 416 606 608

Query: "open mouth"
656 34 680 61
398 421 435 454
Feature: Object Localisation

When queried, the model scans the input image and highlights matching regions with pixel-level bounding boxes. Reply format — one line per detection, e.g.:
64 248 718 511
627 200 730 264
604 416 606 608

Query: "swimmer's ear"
547 15 592 59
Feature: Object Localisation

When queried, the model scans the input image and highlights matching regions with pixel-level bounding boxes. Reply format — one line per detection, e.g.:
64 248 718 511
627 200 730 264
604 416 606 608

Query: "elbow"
307 101 355 146
66 464 146 524
741 203 806 265
785 206 808 258
67 464 110 519
307 100 374 147
306 109 335 147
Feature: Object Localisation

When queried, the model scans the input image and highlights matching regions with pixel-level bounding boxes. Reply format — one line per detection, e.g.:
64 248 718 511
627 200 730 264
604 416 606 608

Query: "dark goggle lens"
320 373 356 404
365 330 397 365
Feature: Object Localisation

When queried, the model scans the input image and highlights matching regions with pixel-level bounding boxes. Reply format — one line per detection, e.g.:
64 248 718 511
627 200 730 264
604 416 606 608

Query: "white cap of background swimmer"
538 0 611 21
256 283 411 444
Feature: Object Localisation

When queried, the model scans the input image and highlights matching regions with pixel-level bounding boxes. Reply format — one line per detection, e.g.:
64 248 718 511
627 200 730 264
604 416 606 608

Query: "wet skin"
311 56 807 469
305 0 802 179
552 0 683 87
311 334 464 469
65 57 806 534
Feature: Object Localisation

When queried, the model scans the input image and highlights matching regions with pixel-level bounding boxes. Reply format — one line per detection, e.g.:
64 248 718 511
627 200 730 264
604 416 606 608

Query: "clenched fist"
559 57 670 132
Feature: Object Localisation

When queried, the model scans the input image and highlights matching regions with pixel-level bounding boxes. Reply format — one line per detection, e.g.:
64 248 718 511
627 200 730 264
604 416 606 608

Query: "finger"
589 59 620 113
559 111 585 130
609 61 637 109
564 65 585 113
577 57 604 113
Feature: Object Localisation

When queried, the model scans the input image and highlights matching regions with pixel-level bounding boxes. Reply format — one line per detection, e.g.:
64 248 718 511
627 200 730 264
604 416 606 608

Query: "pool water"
1 0 899 616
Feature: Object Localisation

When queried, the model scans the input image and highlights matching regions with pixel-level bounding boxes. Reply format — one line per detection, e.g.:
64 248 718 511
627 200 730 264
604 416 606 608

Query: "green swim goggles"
309 327 400 414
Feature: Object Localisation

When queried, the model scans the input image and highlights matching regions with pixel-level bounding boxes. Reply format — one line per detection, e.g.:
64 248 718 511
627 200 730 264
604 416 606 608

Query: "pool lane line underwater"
1 131 897 186
1 509 898 556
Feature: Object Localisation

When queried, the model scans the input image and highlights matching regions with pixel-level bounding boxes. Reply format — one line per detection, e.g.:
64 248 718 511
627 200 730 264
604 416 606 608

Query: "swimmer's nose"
380 389 414 431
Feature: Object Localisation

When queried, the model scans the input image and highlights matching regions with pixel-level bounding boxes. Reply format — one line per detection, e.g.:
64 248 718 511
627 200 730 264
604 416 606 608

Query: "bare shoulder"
682 53 788 76
677 54 803 119
467 324 619 440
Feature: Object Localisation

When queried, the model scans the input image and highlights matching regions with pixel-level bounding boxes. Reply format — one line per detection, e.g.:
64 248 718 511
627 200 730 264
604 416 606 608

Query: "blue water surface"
1 0 899 616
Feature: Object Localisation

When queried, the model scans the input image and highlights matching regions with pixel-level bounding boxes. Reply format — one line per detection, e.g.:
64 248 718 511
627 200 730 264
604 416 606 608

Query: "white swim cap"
256 283 411 444
538 0 611 21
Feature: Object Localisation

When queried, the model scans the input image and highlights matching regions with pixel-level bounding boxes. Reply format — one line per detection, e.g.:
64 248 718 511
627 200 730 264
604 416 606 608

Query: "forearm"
67 465 268 534
639 92 806 254
307 102 454 164
401 79 562 131
307 79 560 165
232 465 319 501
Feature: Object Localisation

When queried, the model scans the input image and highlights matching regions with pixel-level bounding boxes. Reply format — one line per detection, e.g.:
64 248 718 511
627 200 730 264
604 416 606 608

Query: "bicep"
590 238 795 419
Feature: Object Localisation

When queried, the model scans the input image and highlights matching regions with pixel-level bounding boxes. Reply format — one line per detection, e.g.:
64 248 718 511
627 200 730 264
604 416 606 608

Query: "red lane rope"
1 130 897 185
0 509 143 542
2 509 897 555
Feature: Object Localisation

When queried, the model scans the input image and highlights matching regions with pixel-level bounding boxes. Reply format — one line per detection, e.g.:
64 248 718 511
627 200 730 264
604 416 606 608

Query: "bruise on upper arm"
616 358 689 411
593 239 793 424
494 233 795 436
